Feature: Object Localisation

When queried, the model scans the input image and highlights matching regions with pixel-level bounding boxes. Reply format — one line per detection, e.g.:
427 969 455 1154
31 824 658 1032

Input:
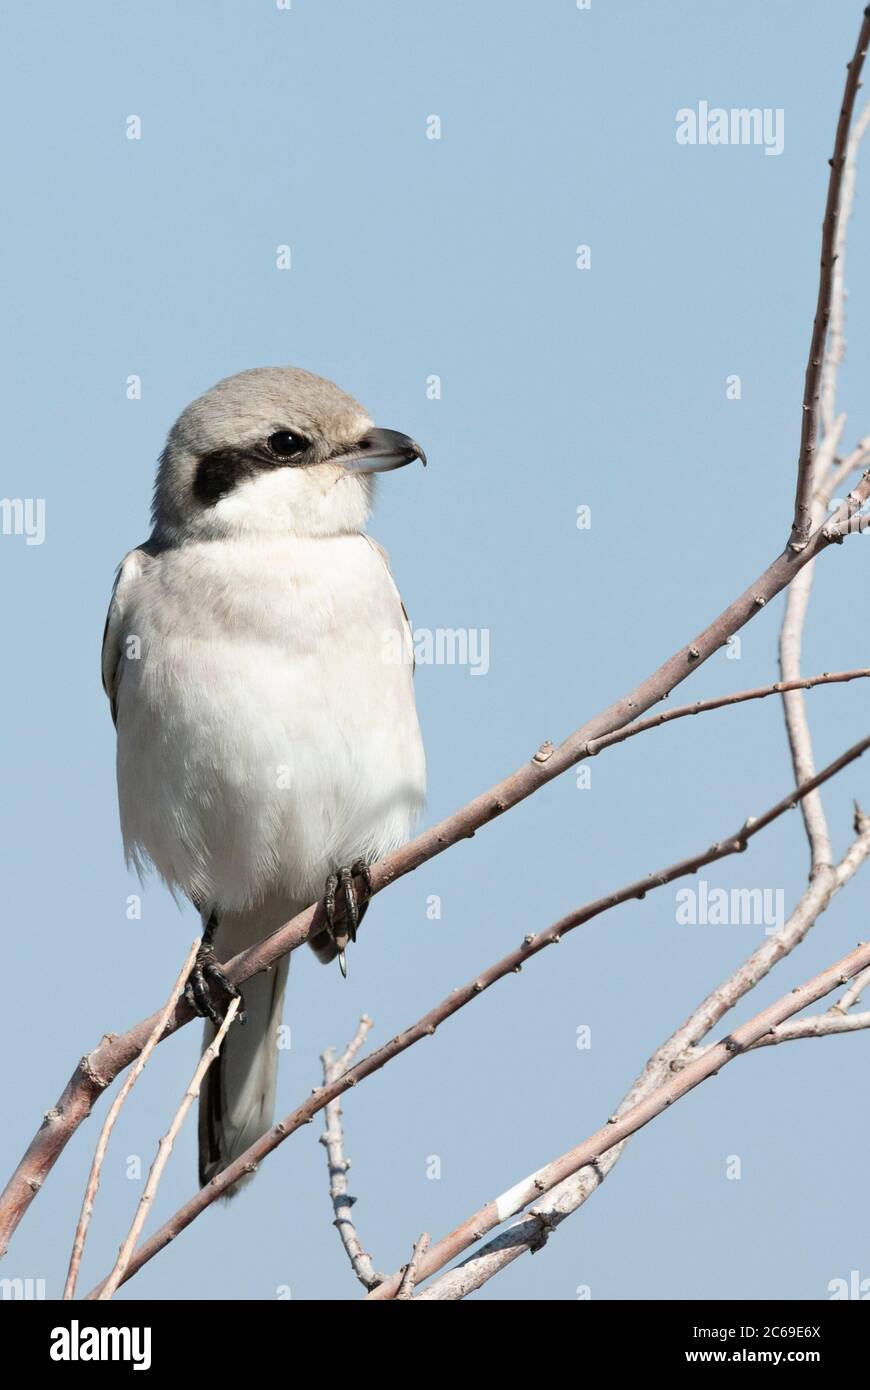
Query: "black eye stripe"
193 449 256 506
193 434 311 507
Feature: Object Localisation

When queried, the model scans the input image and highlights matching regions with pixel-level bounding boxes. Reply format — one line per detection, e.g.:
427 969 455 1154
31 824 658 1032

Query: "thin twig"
414 1017 870 1301
831 961 870 1013
820 103 870 435
586 669 870 757
97 997 240 1300
779 457 846 869
320 1016 380 1291
82 731 870 1296
62 938 200 1301
784 135 870 862
681 1008 870 1058
782 94 870 866
779 578 834 871
818 432 870 501
396 1234 430 1300
400 938 870 1300
397 813 870 1301
3 468 868 1260
789 8 870 550
820 485 870 538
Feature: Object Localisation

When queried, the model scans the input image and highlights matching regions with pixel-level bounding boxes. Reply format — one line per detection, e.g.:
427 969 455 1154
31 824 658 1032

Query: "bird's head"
151 366 425 542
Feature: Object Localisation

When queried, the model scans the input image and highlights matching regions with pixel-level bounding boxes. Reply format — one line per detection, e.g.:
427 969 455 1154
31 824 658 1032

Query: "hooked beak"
337 427 427 475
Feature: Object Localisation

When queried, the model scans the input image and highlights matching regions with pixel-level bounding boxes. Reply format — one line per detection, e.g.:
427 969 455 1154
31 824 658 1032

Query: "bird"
101 366 427 1189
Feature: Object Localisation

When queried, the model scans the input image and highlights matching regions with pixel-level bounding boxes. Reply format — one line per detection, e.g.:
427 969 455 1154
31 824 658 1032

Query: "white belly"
114 534 426 911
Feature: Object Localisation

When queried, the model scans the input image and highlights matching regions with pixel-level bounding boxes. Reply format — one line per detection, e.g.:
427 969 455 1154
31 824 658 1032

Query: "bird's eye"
267 430 307 459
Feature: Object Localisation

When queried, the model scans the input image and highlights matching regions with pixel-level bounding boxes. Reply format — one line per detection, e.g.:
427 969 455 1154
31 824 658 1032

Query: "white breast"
113 533 426 911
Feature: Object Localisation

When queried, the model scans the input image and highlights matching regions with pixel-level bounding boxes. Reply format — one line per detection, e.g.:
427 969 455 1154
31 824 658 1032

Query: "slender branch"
820 103 870 435
82 732 870 1297
335 1019 374 1075
789 7 870 551
831 960 870 1013
780 86 870 871
414 1013 870 1302
586 669 870 757
779 571 836 873
685 1007 870 1058
404 810 870 1300
781 118 870 871
779 602 833 868
822 501 870 538
757 1009 870 1044
97 997 240 1301
319 1016 380 1291
62 938 200 1301
397 1234 430 1300
384 938 870 1300
4 475 868 1263
819 432 870 501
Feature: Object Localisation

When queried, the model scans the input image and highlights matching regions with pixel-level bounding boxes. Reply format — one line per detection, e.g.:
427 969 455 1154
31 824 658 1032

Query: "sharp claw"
322 861 373 973
185 948 241 1026
188 963 214 1022
341 869 359 942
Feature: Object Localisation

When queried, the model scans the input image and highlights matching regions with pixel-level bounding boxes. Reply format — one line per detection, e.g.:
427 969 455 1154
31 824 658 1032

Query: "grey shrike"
102 367 427 1188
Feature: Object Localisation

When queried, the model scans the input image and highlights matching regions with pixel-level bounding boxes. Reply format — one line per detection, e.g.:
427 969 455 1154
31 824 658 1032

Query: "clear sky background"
1 0 869 1302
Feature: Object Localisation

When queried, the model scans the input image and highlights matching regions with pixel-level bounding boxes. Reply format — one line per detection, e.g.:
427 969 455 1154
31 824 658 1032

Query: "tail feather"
197 903 292 1192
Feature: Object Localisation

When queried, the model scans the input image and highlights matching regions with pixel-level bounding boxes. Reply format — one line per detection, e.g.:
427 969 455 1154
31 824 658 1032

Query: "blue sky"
1 0 869 1301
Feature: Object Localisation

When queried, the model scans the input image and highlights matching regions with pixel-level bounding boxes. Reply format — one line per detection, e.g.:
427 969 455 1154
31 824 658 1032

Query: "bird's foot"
323 860 373 977
184 945 246 1026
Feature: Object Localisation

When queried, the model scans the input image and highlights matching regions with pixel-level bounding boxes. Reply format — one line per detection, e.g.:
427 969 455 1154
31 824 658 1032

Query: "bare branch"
7 420 870 1272
820 102 870 435
779 573 834 870
62 938 200 1301
97 997 240 1301
820 483 870 538
781 82 870 870
587 668 870 758
415 1011 870 1302
396 1234 430 1300
403 813 870 1300
335 1017 374 1075
819 432 870 501
383 937 870 1300
831 961 870 1013
81 731 870 1296
789 9 870 551
319 1016 381 1291
4 469 868 1263
688 1008 870 1057
781 91 870 865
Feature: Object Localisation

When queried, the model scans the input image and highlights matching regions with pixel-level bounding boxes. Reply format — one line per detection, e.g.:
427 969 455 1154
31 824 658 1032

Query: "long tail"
198 902 292 1192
